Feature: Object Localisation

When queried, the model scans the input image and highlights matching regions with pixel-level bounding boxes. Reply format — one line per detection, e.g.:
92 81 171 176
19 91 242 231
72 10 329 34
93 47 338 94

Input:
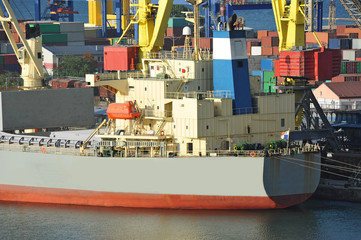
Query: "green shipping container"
42 33 67 43
263 71 276 93
112 38 127 45
168 18 188 28
357 61 361 73
39 23 60 33
0 55 4 65
341 61 346 74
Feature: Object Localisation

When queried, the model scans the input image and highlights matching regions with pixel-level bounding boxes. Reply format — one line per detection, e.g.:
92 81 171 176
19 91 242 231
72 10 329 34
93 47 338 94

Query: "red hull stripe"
0 184 312 209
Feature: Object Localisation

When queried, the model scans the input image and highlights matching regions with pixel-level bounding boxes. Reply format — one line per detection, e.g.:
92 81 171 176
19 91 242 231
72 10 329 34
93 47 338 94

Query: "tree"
171 4 191 17
54 53 98 77
0 72 21 89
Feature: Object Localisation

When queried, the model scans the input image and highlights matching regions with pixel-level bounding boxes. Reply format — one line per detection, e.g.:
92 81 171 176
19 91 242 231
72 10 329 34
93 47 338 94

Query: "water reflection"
1 200 361 240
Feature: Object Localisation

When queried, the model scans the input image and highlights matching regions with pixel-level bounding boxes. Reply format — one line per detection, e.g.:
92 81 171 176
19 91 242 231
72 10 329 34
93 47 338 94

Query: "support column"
34 0 41 21
115 0 122 37
101 0 108 37
68 0 74 22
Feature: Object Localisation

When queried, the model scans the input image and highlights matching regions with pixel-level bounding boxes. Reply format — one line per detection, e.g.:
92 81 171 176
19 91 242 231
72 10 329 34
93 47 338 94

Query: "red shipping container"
346 61 357 74
272 46 279 55
262 36 279 47
336 25 347 35
166 27 184 37
315 50 333 81
74 80 88 88
332 74 361 82
261 46 273 55
2 54 18 65
199 37 212 49
104 46 138 71
192 38 213 49
11 32 20 43
278 49 319 79
257 30 268 39
268 31 278 37
336 34 348 39
356 58 361 61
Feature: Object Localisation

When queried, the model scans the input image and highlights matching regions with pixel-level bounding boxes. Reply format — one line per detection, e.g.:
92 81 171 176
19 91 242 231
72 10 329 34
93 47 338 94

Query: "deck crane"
0 0 44 89
271 0 344 152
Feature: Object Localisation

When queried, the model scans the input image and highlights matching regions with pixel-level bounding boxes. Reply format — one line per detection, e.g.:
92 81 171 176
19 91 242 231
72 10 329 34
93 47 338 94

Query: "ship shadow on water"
0 200 329 240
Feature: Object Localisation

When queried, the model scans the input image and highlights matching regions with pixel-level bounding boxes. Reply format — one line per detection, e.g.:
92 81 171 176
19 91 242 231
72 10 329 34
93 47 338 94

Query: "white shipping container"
67 32 85 42
342 49 356 61
352 39 361 49
57 22 84 33
251 46 262 56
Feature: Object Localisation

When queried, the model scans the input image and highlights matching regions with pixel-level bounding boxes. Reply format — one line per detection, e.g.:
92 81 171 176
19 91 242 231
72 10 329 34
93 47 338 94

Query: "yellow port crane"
115 0 173 60
271 0 322 51
0 0 44 89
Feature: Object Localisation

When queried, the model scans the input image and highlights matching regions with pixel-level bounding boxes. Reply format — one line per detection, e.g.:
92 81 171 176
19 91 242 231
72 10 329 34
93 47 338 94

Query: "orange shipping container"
257 30 268 39
305 32 336 45
344 26 361 35
261 46 273 56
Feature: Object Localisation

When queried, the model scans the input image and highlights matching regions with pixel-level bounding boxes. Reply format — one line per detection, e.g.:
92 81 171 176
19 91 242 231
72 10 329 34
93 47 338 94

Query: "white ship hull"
0 150 320 209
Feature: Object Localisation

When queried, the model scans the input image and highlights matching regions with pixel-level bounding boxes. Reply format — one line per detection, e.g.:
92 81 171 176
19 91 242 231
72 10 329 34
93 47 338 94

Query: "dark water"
1 199 361 240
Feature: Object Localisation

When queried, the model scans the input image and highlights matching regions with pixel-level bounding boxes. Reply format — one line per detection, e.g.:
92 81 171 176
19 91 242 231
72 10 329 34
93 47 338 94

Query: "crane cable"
277 154 359 174
320 154 361 169
19 0 34 19
9 0 25 20
273 154 361 182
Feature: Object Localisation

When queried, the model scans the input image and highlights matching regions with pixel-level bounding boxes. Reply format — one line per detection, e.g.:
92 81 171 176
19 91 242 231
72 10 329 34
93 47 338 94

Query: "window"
145 87 147 91
281 118 285 127
202 68 204 72
186 125 188 130
206 125 209 129
37 52 42 59
187 143 193 154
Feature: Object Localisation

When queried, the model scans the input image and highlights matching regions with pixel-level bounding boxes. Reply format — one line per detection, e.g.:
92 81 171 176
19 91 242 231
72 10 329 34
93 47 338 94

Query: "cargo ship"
0 29 321 210
0 0 321 210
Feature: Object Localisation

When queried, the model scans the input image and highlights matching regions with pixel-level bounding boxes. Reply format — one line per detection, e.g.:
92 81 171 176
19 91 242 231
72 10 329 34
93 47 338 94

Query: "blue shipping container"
261 59 274 71
329 38 352 49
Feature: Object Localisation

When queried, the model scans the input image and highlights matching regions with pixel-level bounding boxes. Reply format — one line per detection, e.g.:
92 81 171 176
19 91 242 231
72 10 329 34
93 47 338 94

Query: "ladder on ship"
80 119 108 155
339 0 361 29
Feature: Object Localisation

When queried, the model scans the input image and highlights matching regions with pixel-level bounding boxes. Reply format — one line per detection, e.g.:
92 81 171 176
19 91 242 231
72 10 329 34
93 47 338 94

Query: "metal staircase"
339 0 361 29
